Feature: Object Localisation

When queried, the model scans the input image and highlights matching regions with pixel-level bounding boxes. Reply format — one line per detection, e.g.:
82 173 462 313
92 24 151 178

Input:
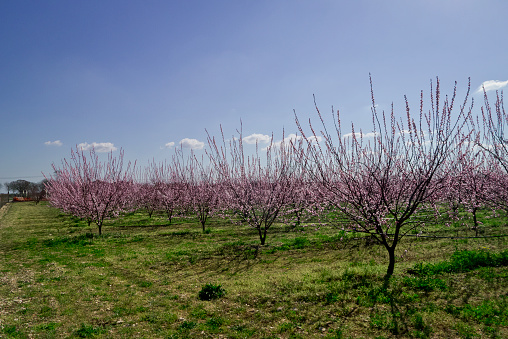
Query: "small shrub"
412 313 433 338
190 305 208 319
198 283 226 300
206 316 224 330
3 325 27 338
178 320 197 330
292 237 310 249
75 323 105 337
138 280 152 288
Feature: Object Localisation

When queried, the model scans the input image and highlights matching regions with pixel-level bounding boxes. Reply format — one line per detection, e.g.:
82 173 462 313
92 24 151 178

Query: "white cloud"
342 132 379 139
164 142 175 149
78 142 117 153
180 138 205 150
264 133 321 150
44 140 62 147
271 133 301 149
306 135 322 144
243 133 271 144
476 80 508 93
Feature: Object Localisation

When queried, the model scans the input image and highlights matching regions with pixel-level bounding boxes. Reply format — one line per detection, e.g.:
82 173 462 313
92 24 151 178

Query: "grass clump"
198 283 226 300
411 249 508 275
74 323 106 337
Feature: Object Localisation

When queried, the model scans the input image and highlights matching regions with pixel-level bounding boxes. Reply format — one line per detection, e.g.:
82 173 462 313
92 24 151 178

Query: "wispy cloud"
44 140 62 147
476 80 508 93
78 142 117 153
163 141 175 149
264 133 321 150
243 133 271 144
180 138 204 150
342 132 379 139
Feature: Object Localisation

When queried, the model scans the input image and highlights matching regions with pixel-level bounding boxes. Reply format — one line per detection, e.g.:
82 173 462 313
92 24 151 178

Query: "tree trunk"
385 245 396 280
166 209 173 224
258 227 267 245
472 208 478 236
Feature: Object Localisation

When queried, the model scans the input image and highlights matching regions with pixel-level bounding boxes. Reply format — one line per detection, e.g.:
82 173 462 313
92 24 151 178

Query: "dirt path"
0 203 11 226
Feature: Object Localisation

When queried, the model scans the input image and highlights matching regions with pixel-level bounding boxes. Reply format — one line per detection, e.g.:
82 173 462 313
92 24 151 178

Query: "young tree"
478 159 508 218
183 155 220 233
133 182 159 218
147 160 185 224
208 128 301 245
472 87 508 221
479 88 508 172
296 77 472 278
46 147 135 235
445 145 490 236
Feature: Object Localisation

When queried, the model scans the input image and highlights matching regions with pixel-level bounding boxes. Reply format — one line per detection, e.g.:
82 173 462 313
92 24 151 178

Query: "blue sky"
1 0 507 188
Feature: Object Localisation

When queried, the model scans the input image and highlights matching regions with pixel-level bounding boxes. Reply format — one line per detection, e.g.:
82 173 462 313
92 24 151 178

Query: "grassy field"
0 202 507 338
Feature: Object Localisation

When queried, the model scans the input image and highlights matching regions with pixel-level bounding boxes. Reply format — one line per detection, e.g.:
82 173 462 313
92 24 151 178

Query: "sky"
1 0 507 189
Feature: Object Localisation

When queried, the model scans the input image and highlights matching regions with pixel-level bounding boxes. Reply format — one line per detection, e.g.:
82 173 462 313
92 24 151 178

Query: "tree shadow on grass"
359 279 412 337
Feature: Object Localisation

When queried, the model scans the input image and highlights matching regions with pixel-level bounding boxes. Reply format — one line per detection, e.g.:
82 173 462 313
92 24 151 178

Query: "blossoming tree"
207 128 302 245
296 77 472 278
46 147 135 235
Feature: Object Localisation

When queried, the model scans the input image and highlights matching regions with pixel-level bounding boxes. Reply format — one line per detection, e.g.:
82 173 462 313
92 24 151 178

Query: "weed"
454 322 478 339
325 291 339 304
2 325 27 338
460 297 507 326
35 322 60 332
206 316 224 330
178 320 197 330
198 283 226 300
411 249 508 275
43 233 94 247
39 305 56 318
411 313 432 338
403 275 447 292
325 328 345 339
138 280 153 288
278 321 296 333
190 305 208 319
74 323 106 337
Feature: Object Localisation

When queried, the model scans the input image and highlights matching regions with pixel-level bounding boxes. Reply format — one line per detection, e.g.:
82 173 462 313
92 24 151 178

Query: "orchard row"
46 78 508 277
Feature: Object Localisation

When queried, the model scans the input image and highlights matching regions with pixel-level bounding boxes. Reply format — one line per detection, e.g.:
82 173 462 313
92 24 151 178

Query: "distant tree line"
3 179 47 204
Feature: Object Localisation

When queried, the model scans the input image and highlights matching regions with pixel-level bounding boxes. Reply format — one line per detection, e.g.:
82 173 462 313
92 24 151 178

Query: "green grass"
0 202 507 338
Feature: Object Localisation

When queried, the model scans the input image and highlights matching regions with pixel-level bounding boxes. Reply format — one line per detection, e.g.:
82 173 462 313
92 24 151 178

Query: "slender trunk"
385 246 396 279
472 208 478 236
98 223 102 236
199 207 208 233
258 226 267 245
166 208 173 224
296 209 302 226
